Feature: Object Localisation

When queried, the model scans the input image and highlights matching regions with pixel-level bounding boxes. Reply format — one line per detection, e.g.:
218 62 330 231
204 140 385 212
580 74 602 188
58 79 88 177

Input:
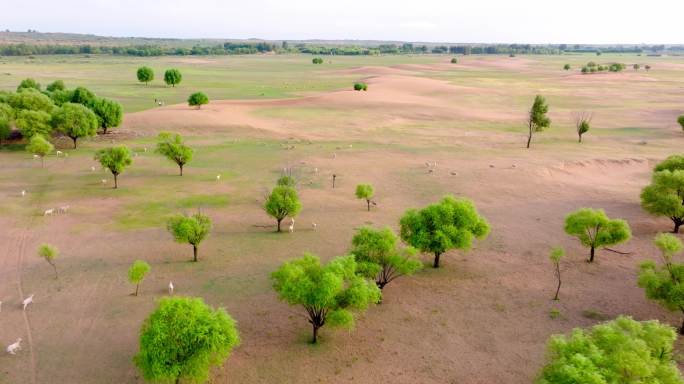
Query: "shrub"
312 57 324 64
354 82 368 91
187 92 209 109
678 115 684 131
164 69 182 87
563 64 570 70
451 58 458 64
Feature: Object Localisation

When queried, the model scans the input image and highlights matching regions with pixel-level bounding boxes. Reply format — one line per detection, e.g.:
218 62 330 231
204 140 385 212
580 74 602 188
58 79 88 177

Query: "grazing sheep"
168 281 174 295
333 152 337 159
101 179 107 184
33 154 39 159
314 167 318 174
143 147 148 153
22 294 33 310
6 338 21 355
90 166 96 171
58 205 70 214
43 208 54 216
216 174 221 181
288 217 295 233
21 190 26 197
56 151 63 157
312 222 317 231
425 161 431 167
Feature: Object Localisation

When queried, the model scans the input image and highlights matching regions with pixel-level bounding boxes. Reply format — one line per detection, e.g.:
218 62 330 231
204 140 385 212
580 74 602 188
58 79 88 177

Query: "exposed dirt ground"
1 55 683 383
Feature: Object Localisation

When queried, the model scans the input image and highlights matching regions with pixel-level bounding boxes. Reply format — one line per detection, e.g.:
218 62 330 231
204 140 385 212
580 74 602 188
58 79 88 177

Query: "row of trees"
0 79 122 147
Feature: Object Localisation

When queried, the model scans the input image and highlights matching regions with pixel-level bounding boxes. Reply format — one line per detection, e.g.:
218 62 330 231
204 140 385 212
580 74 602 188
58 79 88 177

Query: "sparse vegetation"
563 64 570 70
312 57 323 64
37 244 59 279
128 260 151 296
573 111 591 143
564 208 631 262
549 247 564 301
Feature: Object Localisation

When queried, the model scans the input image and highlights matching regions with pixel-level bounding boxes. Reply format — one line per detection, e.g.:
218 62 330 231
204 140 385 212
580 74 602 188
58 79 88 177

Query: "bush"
451 58 458 64
312 57 323 64
187 92 209 109
164 69 182 87
353 82 368 91
17 78 40 92
677 115 684 131
563 64 570 70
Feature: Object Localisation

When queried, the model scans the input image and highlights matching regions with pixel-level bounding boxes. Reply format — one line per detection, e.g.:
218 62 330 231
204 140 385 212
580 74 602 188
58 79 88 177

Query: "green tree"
134 297 240 384
563 64 570 70
526 95 551 148
94 146 133 188
37 243 59 279
574 112 591 143
399 195 490 268
350 227 422 290
26 134 54 167
549 247 564 301
166 213 212 262
353 83 368 91
0 102 13 144
137 66 154 85
89 97 122 134
52 102 98 148
17 78 40 92
655 155 684 172
271 253 381 343
355 184 375 211
678 115 684 131
155 132 194 176
638 233 684 334
641 170 684 233
70 86 95 105
16 110 52 138
451 58 458 64
264 186 302 232
49 89 75 106
564 208 631 262
164 69 182 87
9 89 55 113
128 260 151 296
536 316 683 383
276 175 296 188
187 92 209 109
46 80 65 92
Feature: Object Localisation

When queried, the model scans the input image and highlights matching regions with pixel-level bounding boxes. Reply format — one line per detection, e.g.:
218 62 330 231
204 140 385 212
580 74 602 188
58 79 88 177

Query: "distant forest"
0 32 680 57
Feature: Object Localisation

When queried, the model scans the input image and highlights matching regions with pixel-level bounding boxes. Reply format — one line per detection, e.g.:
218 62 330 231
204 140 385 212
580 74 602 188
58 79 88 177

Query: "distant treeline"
0 41 680 57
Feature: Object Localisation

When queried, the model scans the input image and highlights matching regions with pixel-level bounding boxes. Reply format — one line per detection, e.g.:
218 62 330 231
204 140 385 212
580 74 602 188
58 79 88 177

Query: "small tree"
312 57 323 64
563 64 570 70
9 89 55 113
166 213 212 262
26 135 54 168
355 184 374 211
136 66 154 85
638 233 684 334
573 111 591 143
271 254 381 343
46 80 65 92
155 132 194 176
17 78 40 92
633 63 640 71
678 115 684 131
535 316 683 383
16 110 52 138
188 92 209 109
399 195 490 268
37 244 58 279
451 58 458 64
264 186 302 232
164 69 182 87
0 102 13 144
94 146 133 189
641 170 684 233
354 83 368 91
526 95 551 148
128 260 151 296
645 64 651 71
276 175 296 188
70 86 95 105
134 297 240 384
350 227 422 290
51 102 98 148
564 208 631 262
89 97 122 134
549 247 564 301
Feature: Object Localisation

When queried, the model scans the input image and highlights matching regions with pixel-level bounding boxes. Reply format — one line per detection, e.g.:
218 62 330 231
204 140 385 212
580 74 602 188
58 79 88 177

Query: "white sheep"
216 174 221 181
333 152 337 159
58 205 70 214
6 338 21 355
143 147 148 153
168 281 174 295
33 154 39 159
91 166 96 171
21 190 26 197
288 217 295 233
22 294 33 310
43 208 54 216
312 222 317 231
56 151 63 157
101 179 107 185
314 168 318 174
0 300 2 312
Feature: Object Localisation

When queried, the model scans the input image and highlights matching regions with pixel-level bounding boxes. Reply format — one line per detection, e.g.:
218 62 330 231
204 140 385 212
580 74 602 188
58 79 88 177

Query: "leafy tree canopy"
655 155 684 173
26 134 54 165
399 195 490 268
564 208 631 262
51 102 98 148
167 213 212 262
17 78 40 92
164 69 182 87
155 132 194 176
641 170 684 233
94 146 133 188
264 186 302 232
136 66 154 85
536 316 683 384
9 89 55 113
188 92 209 109
46 80 65 92
16 109 52 138
134 297 240 384
88 97 123 134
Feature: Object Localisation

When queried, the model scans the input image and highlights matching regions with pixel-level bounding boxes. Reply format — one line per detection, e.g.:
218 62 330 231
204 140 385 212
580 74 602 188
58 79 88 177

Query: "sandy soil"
1 56 683 383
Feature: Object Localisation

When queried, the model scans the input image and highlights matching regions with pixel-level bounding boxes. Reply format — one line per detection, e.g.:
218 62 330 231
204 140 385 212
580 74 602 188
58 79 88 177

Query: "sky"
2 0 683 44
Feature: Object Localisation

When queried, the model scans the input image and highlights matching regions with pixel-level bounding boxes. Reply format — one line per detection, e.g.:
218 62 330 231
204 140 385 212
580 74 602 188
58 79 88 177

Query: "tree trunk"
103 126 108 134
175 377 180 384
179 164 183 176
312 324 319 344
193 245 198 262
674 219 682 234
367 199 370 211
433 252 442 268
277 218 282 232
553 265 561 301
41 156 45 168
588 246 595 263
72 137 78 149
578 134 582 143
113 173 118 189
526 122 533 148
52 264 58 279
135 283 139 296
680 312 684 335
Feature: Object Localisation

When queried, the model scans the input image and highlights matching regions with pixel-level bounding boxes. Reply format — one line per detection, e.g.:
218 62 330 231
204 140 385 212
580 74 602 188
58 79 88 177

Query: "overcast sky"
2 0 683 44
